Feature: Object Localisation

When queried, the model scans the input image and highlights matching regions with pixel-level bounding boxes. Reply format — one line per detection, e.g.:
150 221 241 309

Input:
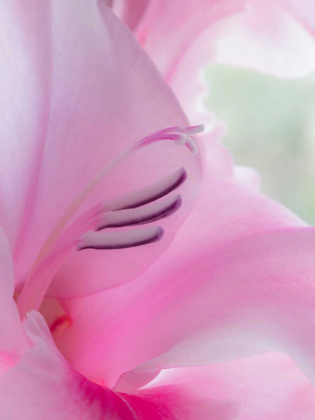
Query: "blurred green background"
205 65 315 224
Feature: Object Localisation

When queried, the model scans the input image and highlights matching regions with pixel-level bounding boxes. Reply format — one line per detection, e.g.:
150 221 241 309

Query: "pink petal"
0 1 51 250
134 0 246 77
134 0 247 123
233 165 261 192
0 312 136 420
152 352 315 419
132 228 315 382
109 0 315 121
52 162 305 388
122 384 238 420
0 228 26 360
106 0 247 124
8 0 202 298
0 311 237 419
280 0 315 38
107 0 150 31
215 0 315 78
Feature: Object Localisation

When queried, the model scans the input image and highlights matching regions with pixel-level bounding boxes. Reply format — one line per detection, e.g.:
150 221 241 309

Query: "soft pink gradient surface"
0 0 315 418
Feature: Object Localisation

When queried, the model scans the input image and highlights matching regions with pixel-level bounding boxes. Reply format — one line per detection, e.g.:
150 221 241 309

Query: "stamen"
96 194 182 230
45 168 187 251
104 167 187 211
17 124 204 318
138 128 201 156
77 226 164 250
30 127 200 273
144 124 204 138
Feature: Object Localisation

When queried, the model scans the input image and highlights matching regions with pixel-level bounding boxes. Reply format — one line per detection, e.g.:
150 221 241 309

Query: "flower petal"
215 0 315 78
108 0 315 122
0 1 51 250
8 0 202 297
106 0 150 31
151 352 315 419
0 228 26 361
133 228 315 384
280 0 315 37
122 384 238 420
53 161 305 388
134 0 247 123
0 311 237 420
0 312 137 420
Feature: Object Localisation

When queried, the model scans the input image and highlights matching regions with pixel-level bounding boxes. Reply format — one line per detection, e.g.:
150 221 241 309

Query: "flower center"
17 124 204 319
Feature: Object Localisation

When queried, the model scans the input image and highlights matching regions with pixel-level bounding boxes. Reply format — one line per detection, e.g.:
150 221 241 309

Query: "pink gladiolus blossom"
1 0 315 418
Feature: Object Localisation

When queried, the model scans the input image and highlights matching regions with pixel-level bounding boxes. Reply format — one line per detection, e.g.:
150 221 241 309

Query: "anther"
17 124 204 318
77 226 164 250
96 194 182 231
104 167 187 211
